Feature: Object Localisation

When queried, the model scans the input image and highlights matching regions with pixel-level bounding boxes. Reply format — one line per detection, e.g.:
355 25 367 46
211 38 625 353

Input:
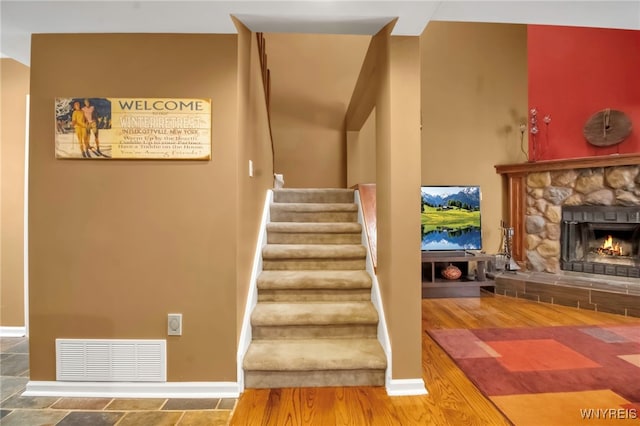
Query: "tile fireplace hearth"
561 205 640 278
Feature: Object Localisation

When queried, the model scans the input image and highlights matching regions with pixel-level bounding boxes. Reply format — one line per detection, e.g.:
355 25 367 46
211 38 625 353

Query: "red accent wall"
528 25 640 160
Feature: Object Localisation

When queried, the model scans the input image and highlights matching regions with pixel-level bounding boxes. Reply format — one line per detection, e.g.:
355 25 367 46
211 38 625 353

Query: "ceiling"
2 1 639 66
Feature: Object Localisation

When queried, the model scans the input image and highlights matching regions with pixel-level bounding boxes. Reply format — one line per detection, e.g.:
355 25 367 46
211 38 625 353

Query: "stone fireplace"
494 154 640 317
524 165 640 275
560 205 640 278
495 154 640 276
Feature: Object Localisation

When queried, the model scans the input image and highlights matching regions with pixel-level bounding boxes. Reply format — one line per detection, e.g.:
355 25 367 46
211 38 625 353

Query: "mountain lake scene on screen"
421 186 482 251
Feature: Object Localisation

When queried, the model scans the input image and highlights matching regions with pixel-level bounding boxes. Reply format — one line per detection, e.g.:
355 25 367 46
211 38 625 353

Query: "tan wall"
376 34 423 380
235 22 275 333
265 33 370 188
1 59 29 327
29 34 239 381
346 108 376 187
421 22 528 252
346 25 423 381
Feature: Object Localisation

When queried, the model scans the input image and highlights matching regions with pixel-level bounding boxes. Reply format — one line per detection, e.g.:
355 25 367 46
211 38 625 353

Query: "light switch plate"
168 313 182 336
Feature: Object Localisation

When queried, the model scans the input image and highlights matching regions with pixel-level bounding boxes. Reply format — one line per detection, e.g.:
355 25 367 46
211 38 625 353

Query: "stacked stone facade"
525 165 640 272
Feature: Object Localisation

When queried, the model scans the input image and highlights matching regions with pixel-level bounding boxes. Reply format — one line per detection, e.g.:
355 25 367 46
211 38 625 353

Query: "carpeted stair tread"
257 270 371 290
270 203 358 223
271 203 358 213
243 338 386 371
267 222 362 233
244 187 386 389
267 222 362 244
262 244 366 260
251 301 378 326
273 188 355 204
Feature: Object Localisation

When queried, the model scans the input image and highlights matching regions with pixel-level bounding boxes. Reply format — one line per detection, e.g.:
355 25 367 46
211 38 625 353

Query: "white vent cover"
56 339 166 382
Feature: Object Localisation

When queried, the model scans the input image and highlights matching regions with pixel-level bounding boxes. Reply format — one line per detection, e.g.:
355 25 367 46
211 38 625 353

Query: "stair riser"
263 259 366 271
267 233 361 245
258 289 371 302
244 369 385 389
252 324 378 340
273 191 354 204
270 211 358 223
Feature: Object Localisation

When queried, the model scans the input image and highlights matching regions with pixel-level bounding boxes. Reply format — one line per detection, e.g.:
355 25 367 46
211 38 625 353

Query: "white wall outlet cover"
249 160 254 177
168 313 182 336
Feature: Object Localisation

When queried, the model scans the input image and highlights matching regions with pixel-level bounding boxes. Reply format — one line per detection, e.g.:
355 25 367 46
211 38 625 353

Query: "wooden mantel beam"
495 153 640 175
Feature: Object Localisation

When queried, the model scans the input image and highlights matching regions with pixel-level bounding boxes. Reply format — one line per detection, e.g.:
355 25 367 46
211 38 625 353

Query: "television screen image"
421 186 482 251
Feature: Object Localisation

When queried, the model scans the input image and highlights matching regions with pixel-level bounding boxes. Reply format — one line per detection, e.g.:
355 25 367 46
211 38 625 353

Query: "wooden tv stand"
421 251 495 298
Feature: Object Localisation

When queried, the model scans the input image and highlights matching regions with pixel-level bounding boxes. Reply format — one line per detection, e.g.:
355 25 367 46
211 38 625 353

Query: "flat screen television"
421 185 482 251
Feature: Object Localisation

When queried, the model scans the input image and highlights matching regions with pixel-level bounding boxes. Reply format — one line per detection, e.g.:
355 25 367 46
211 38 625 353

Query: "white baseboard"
24 378 422 398
386 378 428 396
237 189 272 393
0 326 27 337
23 381 240 399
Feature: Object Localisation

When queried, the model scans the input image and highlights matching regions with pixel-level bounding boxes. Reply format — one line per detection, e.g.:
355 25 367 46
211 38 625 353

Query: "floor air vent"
56 339 166 382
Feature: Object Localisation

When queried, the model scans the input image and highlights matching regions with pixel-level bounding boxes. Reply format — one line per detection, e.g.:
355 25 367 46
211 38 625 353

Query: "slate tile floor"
0 337 237 425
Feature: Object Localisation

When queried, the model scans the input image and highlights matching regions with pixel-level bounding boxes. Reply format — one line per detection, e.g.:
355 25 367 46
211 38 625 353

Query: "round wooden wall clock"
583 108 632 147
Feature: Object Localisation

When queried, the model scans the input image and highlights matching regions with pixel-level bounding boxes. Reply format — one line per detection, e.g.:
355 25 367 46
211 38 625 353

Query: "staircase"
243 188 387 388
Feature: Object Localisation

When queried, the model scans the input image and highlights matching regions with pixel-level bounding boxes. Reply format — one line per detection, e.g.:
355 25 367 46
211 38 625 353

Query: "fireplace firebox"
561 206 640 278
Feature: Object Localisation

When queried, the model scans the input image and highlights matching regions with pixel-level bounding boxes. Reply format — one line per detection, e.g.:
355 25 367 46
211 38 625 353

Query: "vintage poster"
55 97 211 160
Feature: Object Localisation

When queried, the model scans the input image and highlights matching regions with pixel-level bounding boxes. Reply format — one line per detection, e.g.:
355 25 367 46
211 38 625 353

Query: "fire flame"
598 235 623 256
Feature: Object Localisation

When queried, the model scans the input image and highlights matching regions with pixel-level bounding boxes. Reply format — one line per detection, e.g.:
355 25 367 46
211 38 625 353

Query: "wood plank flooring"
230 293 640 426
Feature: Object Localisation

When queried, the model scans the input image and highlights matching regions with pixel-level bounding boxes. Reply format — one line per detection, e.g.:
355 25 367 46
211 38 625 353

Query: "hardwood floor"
230 292 640 426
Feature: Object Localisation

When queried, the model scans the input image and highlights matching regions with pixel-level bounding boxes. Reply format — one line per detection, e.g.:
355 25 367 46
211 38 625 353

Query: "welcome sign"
55 97 211 160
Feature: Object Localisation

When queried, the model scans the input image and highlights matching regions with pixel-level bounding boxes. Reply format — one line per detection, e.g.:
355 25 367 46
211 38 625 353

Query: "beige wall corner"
265 33 370 188
346 108 376 188
1 58 29 328
420 22 528 253
28 34 239 382
234 20 275 337
345 20 423 382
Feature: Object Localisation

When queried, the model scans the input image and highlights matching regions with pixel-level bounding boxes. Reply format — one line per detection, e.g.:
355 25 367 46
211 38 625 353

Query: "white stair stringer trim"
354 190 427 397
23 380 240 399
0 326 27 337
237 189 273 393
354 191 391 386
